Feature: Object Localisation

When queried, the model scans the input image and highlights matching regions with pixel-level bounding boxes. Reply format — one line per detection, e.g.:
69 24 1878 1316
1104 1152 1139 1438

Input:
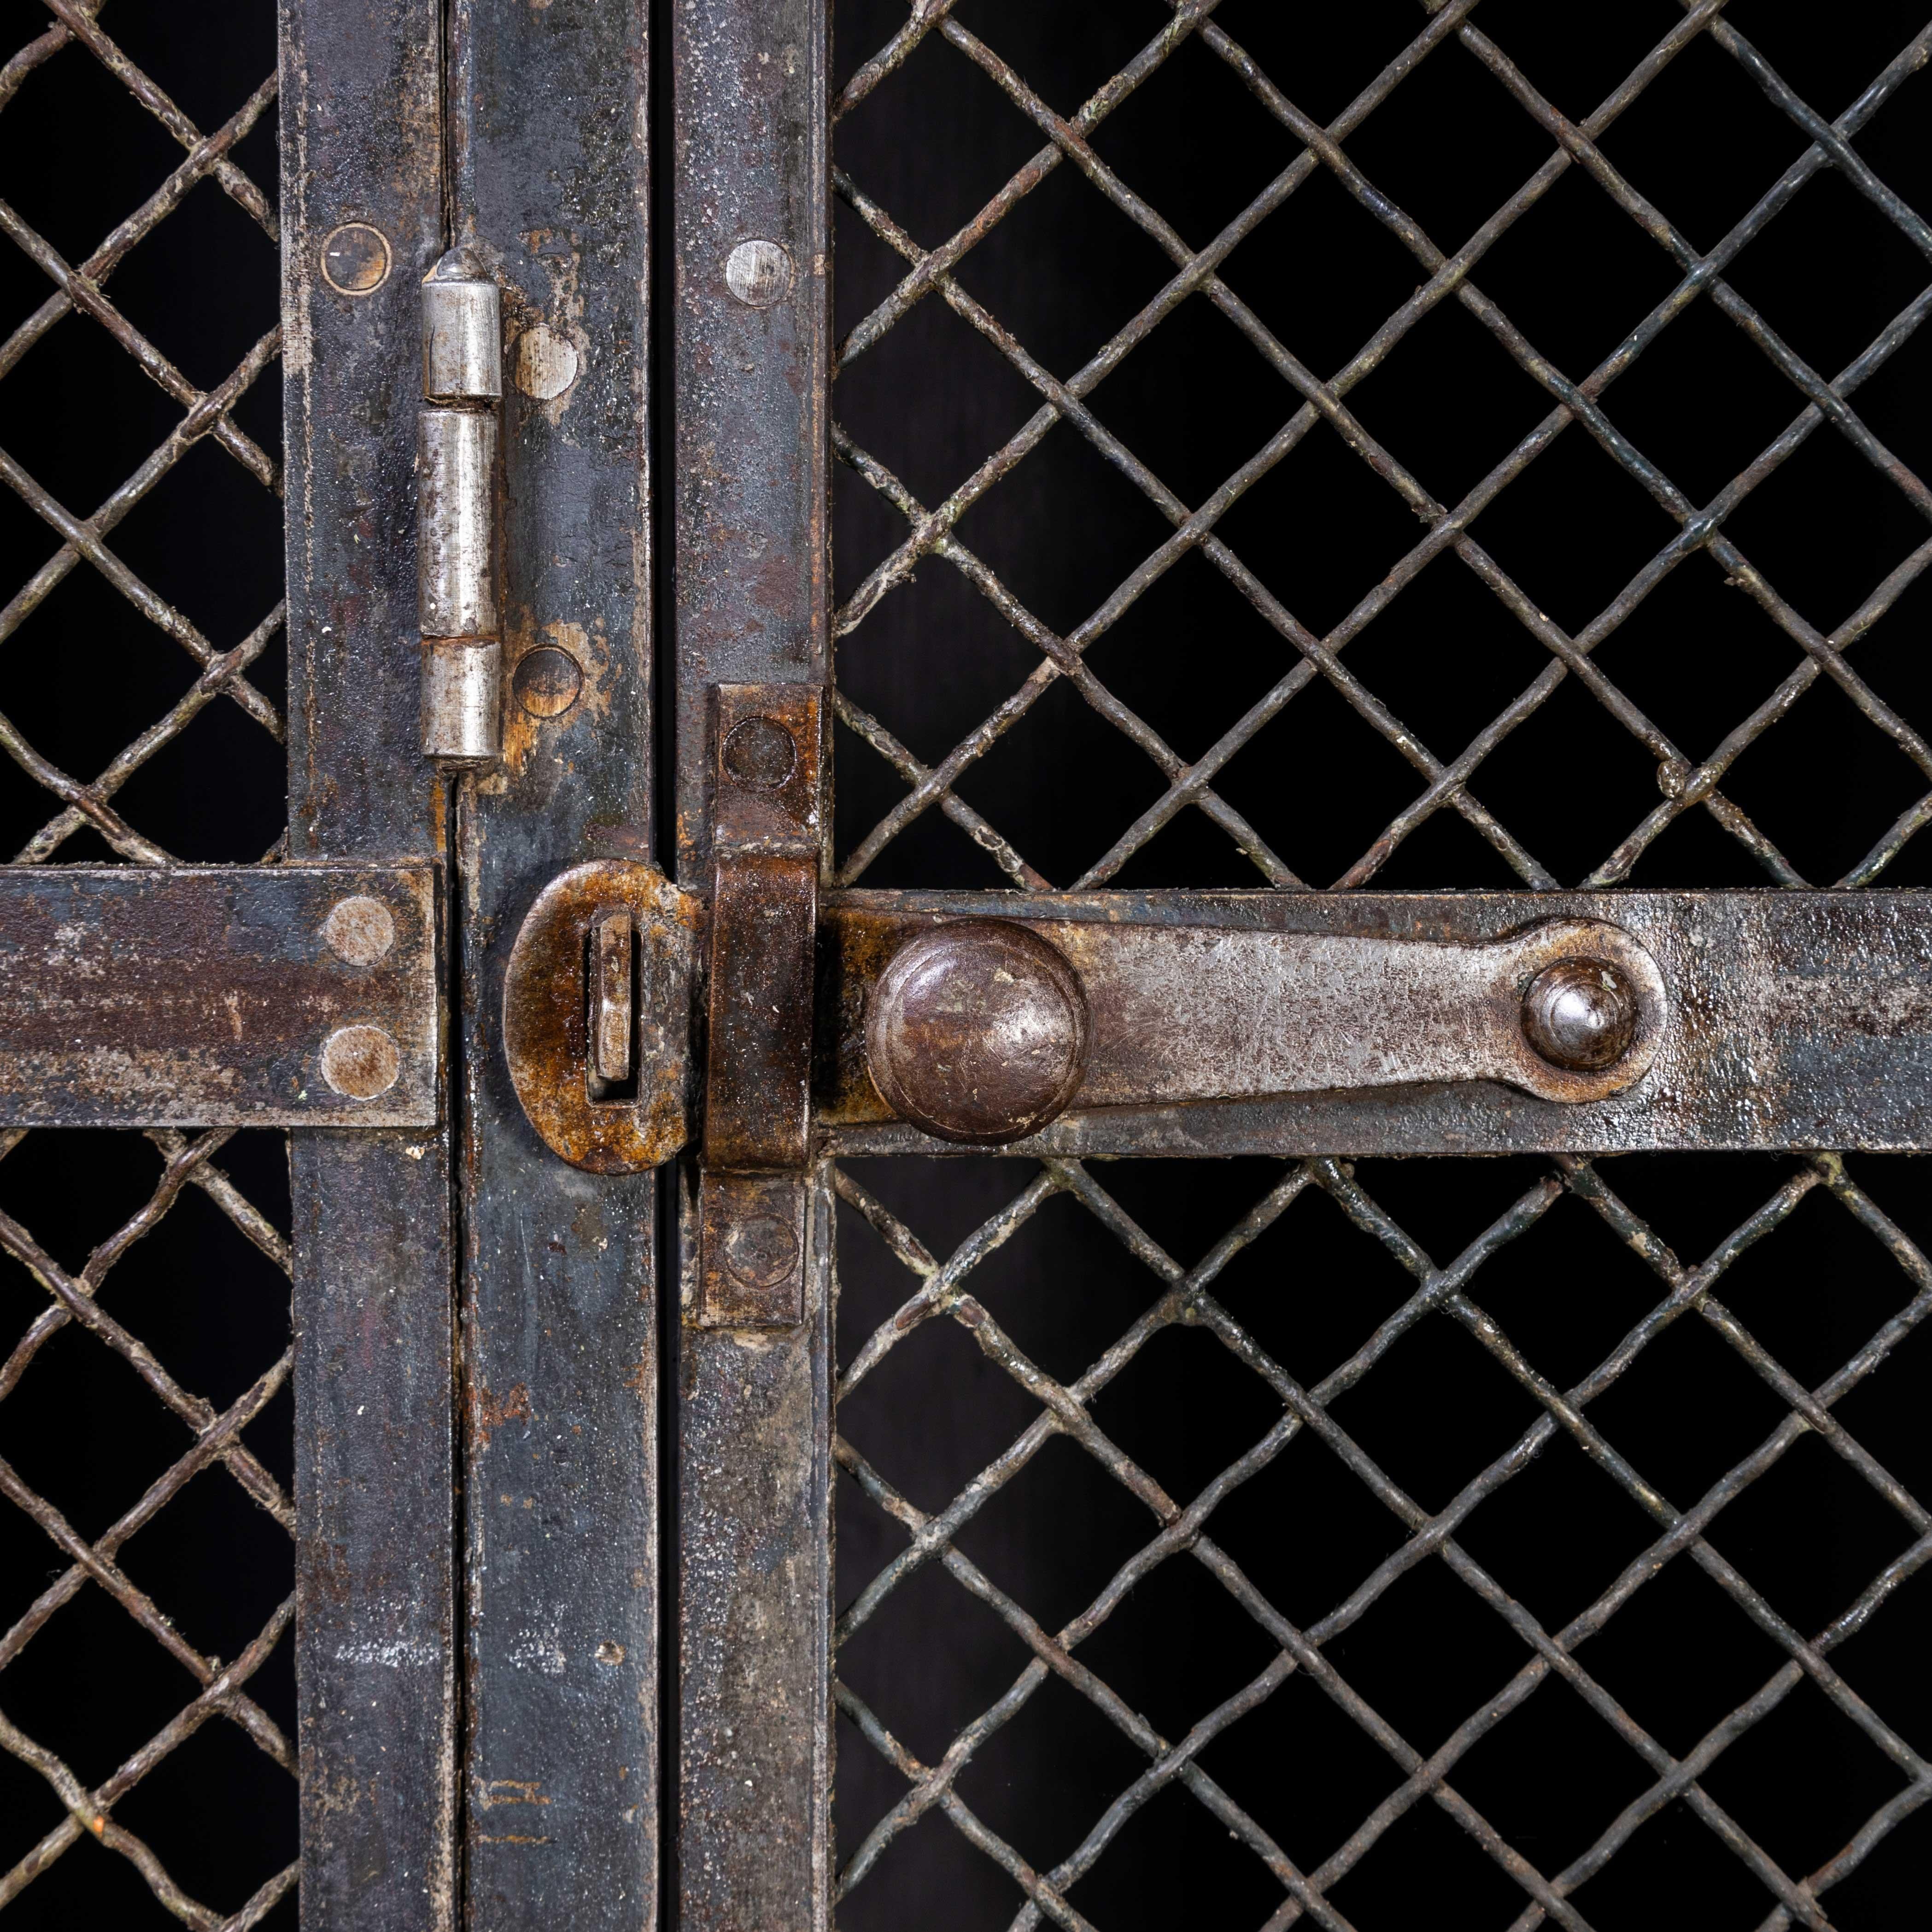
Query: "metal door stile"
671 0 834 1923
451 0 662 1922
281 0 458 1923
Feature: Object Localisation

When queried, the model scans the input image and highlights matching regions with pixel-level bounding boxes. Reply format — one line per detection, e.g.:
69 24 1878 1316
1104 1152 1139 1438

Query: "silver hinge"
418 249 503 765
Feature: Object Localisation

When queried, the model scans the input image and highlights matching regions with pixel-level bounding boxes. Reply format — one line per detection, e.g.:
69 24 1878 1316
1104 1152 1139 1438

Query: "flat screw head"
866 921 1091 1144
724 238 793 307
1522 957 1637 1072
512 645 584 719
321 1024 401 1100
721 714 796 789
322 895 395 966
320 221 391 295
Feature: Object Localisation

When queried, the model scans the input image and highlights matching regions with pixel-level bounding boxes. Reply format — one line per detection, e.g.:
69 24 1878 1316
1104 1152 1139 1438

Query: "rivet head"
321 1025 401 1100
322 895 395 966
320 221 391 295
1522 958 1638 1072
722 1212 801 1290
512 324 580 400
512 645 584 719
724 238 793 307
721 714 796 789
867 921 1091 1144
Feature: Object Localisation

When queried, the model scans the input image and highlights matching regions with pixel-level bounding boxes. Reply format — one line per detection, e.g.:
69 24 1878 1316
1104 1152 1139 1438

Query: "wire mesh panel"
828 1 1932 1923
0 2 293 1925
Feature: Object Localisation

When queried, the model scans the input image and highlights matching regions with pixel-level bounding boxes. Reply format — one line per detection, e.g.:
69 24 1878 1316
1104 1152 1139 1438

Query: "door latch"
500 686 1696 1326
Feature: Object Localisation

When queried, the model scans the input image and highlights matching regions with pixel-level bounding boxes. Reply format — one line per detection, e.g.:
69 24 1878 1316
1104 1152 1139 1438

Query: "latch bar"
0 864 440 1127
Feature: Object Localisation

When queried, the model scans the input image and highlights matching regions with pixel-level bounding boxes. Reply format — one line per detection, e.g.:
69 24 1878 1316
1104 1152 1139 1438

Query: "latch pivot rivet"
1522 958 1637 1072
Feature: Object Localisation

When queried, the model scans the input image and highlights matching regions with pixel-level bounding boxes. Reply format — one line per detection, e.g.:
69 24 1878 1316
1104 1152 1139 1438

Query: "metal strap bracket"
0 865 441 1126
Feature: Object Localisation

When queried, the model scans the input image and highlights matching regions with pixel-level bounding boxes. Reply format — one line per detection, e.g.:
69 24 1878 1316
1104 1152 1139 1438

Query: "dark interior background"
0 1 1929 1928
824 3 1932 1928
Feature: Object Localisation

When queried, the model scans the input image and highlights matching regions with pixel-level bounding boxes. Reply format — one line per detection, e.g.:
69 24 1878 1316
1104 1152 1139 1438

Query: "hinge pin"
419 248 503 765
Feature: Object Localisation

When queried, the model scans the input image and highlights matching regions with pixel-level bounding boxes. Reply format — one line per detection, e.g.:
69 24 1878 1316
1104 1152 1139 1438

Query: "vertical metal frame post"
450 0 660 1923
672 0 833 1923
280 1 458 1924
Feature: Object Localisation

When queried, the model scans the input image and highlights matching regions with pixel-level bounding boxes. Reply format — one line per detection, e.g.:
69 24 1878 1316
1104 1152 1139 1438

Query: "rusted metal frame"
937 18 1853 889
39 0 277 234
833 1154 1932 1923
834 1167 1592 1929
821 890 1932 1156
835 0 1227 370
834 8 1932 892
1692 2 1932 255
833 0 967 120
0 323 282 645
1293 1159 1931 1923
1043 1159 1855 1932
0 1204 291 1518
281 0 457 1920
448 0 660 1916
829 685 1048 888
0 1458 293 1764
14 600 286 864
827 15 1750 889
0 1128 276 1403
0 12 67 107
831 1165 1311 1886
0 69 278 382
672 0 834 1918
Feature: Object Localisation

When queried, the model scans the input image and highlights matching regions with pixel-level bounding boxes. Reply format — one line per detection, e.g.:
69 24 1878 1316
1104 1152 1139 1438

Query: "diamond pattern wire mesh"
0 4 293 1925
828 0 1932 893
831 1152 1932 1928
0 0 284 869
829 2 1932 1925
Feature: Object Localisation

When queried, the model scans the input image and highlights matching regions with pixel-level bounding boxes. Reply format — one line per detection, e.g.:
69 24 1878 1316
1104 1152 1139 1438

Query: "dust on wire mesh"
0 3 293 1927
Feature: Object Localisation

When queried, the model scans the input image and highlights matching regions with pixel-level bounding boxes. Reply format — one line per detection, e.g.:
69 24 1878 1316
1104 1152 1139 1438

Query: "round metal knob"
1521 957 1638 1071
866 922 1091 1145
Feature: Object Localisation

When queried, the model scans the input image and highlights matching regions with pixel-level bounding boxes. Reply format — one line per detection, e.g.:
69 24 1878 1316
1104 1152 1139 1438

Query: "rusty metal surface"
281 0 459 1925
673 0 834 1920
704 854 818 1174
676 1161 835 1931
852 913 1661 1140
451 0 661 1915
0 864 439 1127
863 919 1094 1144
697 1169 810 1328
818 890 1932 1155
672 8 831 884
502 860 701 1174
